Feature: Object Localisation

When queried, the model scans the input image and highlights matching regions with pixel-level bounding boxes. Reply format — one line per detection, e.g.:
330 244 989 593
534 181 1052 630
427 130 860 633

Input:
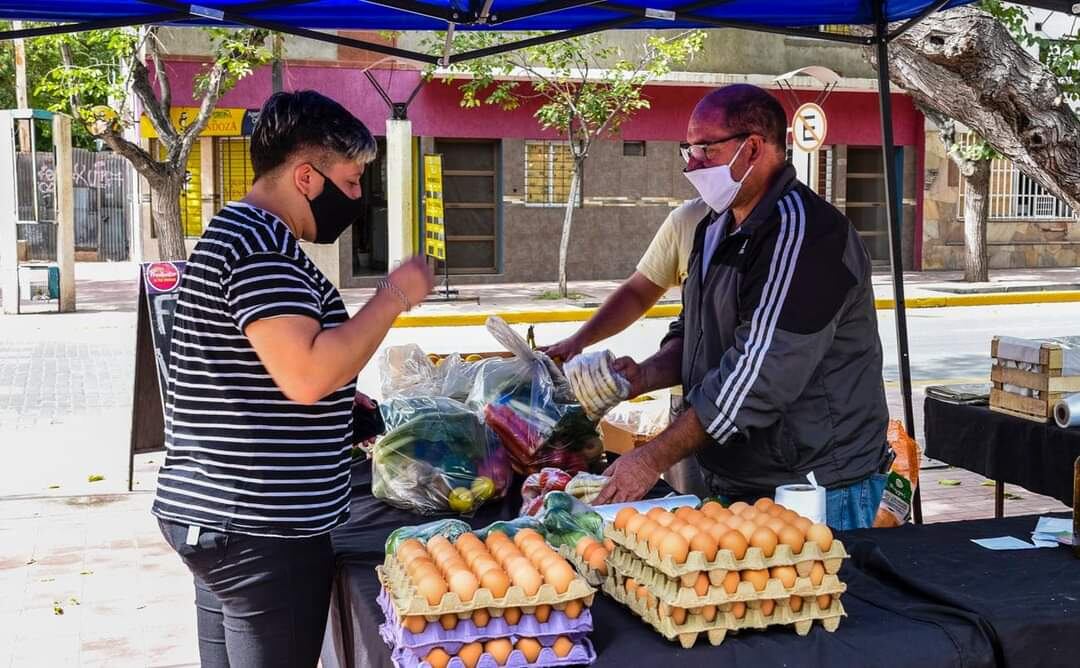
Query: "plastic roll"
1053 393 1080 428
774 483 827 524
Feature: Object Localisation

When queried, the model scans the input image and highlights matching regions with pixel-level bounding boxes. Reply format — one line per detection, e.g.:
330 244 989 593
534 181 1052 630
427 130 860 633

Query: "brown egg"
585 545 608 575
793 517 814 536
722 570 740 594
754 497 775 513
553 636 574 658
702 604 718 622
816 594 833 610
636 584 650 601
731 601 747 619
403 615 426 633
761 599 776 616
728 501 750 515
425 647 450 668
439 557 469 578
458 642 483 668
724 515 745 530
534 604 552 623
625 513 648 537
737 520 758 541
485 639 513 666
517 637 542 663
647 527 671 554
624 577 638 596
770 565 798 589
564 599 584 619
810 561 826 586
575 537 598 558
674 506 696 522
671 606 688 625
806 523 835 552
603 538 615 552
742 568 769 592
683 509 707 525
508 561 543 596
407 557 439 578
749 527 779 558
677 525 700 543
614 507 638 531
397 539 428 564
536 553 563 574
700 501 725 518
427 534 453 555
439 613 458 630
659 532 691 564
479 568 510 598
492 542 520 566
523 540 552 563
694 572 710 597
456 533 484 553
472 608 490 628
542 561 576 594
765 518 787 535
778 526 806 554
449 569 479 602
486 531 511 547
789 595 804 612
514 528 544 548
503 607 522 625
767 504 787 518
707 523 728 544
690 532 719 561
416 573 448 606
753 513 773 527
637 519 660 543
780 509 801 524
741 508 759 522
719 530 749 560
647 507 669 522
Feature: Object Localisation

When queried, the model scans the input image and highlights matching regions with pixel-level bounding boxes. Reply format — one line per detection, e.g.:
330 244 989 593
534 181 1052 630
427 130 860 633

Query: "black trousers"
158 519 335 668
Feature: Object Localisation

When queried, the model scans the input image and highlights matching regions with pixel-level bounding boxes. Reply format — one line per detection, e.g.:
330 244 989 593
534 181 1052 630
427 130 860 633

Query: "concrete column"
0 112 18 314
792 145 818 191
200 136 215 224
386 119 414 269
53 113 76 312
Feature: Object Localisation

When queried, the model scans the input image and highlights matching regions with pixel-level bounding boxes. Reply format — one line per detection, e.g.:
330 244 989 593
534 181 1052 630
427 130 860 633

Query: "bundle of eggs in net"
379 528 599 667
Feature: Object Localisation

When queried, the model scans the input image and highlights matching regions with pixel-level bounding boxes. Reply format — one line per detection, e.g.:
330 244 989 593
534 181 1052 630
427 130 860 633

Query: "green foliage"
422 30 706 155
193 28 273 97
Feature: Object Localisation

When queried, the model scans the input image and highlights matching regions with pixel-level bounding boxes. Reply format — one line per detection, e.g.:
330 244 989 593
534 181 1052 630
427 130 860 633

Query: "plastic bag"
603 395 670 439
874 420 921 528
371 397 512 516
378 344 442 399
520 468 610 516
564 351 630 421
385 518 473 555
536 491 605 550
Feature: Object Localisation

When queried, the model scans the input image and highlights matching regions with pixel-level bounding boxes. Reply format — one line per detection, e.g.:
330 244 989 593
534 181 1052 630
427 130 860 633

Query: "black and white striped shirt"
152 202 354 538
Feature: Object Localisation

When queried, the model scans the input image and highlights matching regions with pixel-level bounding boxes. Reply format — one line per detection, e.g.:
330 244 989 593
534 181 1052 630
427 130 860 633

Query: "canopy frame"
0 0 968 523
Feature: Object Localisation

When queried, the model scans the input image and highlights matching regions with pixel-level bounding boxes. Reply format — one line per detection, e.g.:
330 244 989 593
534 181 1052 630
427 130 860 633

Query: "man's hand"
611 356 646 399
592 445 662 505
544 335 585 364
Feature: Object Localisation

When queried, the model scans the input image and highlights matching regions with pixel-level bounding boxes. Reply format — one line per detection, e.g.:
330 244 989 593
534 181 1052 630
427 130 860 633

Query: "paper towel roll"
1053 393 1080 428
774 483 827 524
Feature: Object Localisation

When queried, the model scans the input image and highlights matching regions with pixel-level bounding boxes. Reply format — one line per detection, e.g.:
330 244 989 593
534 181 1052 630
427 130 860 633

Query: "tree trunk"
557 164 582 298
962 158 991 283
152 174 189 261
861 7 1080 212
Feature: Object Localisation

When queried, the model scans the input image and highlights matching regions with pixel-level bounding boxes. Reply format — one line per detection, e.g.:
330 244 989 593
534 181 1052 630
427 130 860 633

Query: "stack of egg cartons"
602 500 848 648
378 528 597 667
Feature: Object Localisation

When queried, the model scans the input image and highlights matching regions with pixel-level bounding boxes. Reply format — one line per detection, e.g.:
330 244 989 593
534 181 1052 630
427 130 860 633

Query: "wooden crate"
990 337 1080 422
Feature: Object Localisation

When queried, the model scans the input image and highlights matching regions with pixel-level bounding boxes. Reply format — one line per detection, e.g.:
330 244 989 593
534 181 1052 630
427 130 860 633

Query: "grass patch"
535 290 589 301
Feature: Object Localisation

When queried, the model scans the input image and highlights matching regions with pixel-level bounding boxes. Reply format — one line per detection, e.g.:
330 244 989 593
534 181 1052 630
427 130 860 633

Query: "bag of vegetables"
372 397 512 516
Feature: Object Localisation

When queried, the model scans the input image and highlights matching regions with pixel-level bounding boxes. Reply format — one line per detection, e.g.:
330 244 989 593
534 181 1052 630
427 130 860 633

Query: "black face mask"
307 166 363 244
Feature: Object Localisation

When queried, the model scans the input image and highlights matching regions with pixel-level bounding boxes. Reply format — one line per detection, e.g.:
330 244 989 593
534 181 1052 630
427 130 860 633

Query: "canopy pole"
873 0 921 524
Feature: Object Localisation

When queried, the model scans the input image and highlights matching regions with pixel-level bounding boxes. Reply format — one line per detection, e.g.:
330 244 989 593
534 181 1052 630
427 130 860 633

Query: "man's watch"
377 279 411 311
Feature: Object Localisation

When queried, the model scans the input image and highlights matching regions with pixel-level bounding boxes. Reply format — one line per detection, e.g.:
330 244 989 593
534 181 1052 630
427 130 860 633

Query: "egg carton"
379 586 593 652
555 544 606 587
603 524 847 579
608 544 846 608
603 571 844 649
391 637 596 668
379 564 597 617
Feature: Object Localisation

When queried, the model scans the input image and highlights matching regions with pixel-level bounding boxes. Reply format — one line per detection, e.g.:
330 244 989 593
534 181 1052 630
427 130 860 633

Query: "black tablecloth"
325 463 1080 668
923 397 1080 506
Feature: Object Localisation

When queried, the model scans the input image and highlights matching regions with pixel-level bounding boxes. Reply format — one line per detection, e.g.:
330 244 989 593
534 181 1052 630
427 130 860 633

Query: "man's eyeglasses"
680 133 751 164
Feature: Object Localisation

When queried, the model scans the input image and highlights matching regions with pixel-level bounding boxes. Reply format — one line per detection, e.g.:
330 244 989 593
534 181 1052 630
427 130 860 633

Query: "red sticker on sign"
146 262 181 292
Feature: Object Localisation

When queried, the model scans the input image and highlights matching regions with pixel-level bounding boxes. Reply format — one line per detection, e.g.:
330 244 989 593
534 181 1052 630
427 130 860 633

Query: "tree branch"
130 55 177 143
146 28 171 120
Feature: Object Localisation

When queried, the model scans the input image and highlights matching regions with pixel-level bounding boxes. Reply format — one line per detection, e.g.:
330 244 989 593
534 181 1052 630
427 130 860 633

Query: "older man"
594 84 891 531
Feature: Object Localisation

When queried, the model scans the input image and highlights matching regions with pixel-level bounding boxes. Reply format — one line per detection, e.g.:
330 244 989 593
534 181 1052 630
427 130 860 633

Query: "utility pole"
271 33 284 93
12 20 31 151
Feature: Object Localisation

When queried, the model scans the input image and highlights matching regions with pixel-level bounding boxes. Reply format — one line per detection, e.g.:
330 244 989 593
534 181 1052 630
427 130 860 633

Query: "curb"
392 290 1080 328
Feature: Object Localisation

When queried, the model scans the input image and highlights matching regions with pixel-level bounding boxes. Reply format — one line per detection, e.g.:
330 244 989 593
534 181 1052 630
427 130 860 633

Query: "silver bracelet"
377 279 412 312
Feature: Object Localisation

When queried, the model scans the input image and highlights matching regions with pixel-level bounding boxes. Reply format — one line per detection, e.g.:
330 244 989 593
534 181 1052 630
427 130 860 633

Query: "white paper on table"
1032 516 1074 547
592 495 701 522
971 536 1039 550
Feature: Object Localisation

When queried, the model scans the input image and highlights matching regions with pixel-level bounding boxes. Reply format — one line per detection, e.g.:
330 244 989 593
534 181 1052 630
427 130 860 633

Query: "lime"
448 487 475 513
471 476 496 502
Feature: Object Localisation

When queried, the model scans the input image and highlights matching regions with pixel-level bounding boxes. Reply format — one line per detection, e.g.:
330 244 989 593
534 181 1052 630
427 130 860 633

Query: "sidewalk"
11 262 1080 320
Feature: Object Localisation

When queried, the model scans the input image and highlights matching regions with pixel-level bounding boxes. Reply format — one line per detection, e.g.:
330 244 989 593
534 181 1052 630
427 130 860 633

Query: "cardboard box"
600 419 652 455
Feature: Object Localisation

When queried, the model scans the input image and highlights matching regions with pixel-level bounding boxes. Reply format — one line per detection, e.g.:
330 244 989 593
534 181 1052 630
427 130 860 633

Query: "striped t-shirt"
151 202 355 538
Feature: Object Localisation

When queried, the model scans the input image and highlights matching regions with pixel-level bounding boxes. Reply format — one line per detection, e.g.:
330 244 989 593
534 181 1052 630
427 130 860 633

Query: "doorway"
844 147 902 264
352 137 388 276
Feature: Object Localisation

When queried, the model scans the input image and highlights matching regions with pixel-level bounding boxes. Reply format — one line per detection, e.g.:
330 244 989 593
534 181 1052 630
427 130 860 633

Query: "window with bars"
956 134 1074 221
216 137 253 207
525 141 580 207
